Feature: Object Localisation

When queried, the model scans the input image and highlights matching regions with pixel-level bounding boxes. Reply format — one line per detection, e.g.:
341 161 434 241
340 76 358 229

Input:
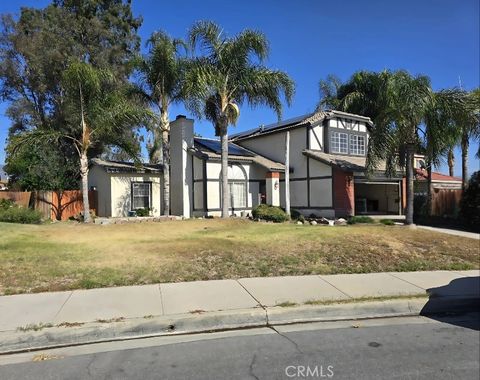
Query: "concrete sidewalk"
1 270 479 353
417 225 480 240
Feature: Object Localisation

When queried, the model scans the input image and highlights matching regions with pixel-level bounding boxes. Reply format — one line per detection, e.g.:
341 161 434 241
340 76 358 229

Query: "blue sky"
0 0 478 176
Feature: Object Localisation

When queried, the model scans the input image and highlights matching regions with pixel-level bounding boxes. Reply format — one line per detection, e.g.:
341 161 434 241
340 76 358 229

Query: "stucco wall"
110 174 162 217
88 165 111 217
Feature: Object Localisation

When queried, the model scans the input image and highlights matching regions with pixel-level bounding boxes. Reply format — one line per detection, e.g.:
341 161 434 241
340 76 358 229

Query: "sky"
0 0 478 176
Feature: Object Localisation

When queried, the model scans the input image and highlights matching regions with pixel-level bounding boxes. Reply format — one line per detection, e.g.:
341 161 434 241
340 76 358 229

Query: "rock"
335 218 347 225
310 220 317 225
296 221 303 225
317 217 330 225
328 220 335 226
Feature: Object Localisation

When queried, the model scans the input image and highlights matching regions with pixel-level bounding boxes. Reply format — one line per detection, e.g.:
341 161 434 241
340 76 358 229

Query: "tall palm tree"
333 70 432 225
185 21 294 218
458 89 480 190
423 89 466 215
316 74 343 111
133 31 188 215
12 61 149 222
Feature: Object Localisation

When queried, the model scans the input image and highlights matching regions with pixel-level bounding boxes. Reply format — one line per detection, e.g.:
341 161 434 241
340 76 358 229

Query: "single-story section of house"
88 159 163 217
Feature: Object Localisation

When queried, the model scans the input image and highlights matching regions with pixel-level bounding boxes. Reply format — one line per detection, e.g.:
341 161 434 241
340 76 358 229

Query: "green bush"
0 199 15 210
252 204 289 223
290 209 304 222
380 219 395 226
135 208 150 217
347 216 374 225
460 171 480 232
0 203 42 224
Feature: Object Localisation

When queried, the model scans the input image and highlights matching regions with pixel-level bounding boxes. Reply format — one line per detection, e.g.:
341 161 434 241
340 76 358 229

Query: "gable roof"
191 138 285 172
231 110 373 141
91 158 163 174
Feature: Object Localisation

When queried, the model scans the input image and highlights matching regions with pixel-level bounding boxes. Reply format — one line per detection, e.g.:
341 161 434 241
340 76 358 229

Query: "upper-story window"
331 132 348 154
350 135 366 155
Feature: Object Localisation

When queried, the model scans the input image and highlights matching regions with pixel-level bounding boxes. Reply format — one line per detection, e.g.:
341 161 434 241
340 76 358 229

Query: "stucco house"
169 111 409 218
88 111 461 219
88 159 162 217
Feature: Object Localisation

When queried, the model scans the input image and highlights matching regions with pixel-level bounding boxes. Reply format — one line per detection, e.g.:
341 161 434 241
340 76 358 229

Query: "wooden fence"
1 190 96 220
34 190 97 220
0 191 31 208
431 188 462 217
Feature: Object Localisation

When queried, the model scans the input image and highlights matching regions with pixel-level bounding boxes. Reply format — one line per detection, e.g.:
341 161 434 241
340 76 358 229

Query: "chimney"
170 115 194 218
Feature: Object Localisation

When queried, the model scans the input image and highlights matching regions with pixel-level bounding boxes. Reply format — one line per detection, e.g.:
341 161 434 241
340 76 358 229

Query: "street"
0 314 478 380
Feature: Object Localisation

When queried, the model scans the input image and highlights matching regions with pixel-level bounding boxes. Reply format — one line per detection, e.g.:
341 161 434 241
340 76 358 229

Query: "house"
170 111 405 218
88 159 163 217
89 110 460 219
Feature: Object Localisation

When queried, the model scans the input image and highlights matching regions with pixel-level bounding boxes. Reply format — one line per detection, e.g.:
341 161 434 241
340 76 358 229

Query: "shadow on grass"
421 276 480 331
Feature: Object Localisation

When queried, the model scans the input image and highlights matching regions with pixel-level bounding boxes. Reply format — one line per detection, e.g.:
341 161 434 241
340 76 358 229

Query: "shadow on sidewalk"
420 276 480 331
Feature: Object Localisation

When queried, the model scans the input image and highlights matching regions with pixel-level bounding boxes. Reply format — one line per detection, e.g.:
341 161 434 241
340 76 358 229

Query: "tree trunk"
447 148 455 177
162 129 170 215
461 133 469 191
151 127 162 164
220 129 230 218
405 144 415 225
80 152 91 223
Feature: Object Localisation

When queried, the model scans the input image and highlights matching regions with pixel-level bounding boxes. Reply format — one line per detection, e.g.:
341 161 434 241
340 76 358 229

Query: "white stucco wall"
309 124 324 150
88 165 111 217
110 174 162 217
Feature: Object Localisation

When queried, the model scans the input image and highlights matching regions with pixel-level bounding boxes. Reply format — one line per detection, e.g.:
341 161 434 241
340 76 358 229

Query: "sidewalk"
417 225 480 240
1 270 479 354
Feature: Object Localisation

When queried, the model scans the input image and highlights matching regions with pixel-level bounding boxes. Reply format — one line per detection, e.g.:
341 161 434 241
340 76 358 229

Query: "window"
132 182 151 209
350 135 366 155
331 132 348 154
229 181 246 209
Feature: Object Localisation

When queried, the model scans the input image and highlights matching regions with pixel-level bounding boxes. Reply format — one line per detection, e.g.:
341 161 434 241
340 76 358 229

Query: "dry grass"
0 219 478 295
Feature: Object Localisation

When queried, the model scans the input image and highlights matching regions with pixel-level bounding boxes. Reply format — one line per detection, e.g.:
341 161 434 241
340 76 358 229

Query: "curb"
1 296 478 355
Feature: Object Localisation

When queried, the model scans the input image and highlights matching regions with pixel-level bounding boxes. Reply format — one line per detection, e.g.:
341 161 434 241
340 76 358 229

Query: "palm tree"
185 21 294 218
458 89 480 190
12 61 149 222
133 31 188 215
423 89 466 215
333 70 432 225
316 74 343 111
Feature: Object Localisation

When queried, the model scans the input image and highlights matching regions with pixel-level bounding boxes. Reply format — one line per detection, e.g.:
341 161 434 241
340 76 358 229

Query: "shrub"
290 209 304 221
380 219 395 226
347 216 374 225
0 199 15 209
0 204 42 224
252 204 289 223
460 171 480 232
135 208 150 217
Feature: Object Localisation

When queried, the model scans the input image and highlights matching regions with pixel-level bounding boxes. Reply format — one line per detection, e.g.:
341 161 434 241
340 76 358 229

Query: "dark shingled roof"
231 110 373 141
91 158 163 173
191 138 285 172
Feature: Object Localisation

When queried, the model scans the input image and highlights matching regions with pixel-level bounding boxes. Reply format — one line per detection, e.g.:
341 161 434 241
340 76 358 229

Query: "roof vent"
259 124 264 132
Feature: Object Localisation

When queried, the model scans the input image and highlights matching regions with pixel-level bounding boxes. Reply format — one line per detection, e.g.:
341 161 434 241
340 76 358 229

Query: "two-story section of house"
231 110 406 218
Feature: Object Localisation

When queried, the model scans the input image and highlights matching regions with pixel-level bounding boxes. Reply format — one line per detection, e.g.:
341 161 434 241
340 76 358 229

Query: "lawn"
0 219 478 295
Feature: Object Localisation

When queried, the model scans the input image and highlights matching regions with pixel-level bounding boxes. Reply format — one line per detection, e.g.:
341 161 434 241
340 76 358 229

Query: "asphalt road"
0 314 479 380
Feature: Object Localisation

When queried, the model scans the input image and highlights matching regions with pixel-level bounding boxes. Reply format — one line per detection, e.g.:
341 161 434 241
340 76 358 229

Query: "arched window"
221 164 247 209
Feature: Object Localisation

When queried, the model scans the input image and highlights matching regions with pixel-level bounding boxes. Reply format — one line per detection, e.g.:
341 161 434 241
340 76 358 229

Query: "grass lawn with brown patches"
0 219 478 295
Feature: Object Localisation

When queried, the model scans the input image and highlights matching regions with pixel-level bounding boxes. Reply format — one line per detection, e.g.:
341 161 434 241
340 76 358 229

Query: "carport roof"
303 150 401 175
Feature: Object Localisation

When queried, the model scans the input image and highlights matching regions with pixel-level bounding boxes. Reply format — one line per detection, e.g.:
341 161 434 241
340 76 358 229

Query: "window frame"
331 131 349 154
350 134 366 156
131 181 152 210
228 180 247 209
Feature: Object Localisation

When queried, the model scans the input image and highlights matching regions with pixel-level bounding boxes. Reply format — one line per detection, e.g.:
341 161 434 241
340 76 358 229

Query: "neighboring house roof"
303 150 401 175
191 138 285 172
91 158 163 174
415 168 462 183
231 110 373 141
